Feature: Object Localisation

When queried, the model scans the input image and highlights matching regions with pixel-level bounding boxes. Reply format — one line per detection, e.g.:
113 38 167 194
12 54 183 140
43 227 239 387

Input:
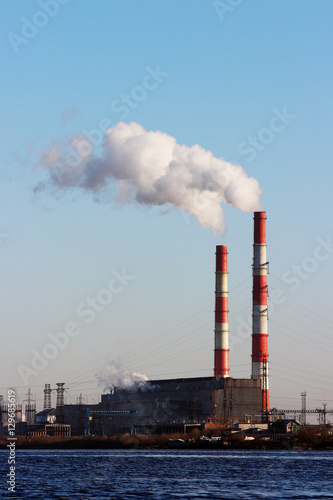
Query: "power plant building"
100 377 261 428
9 212 269 437
91 212 269 433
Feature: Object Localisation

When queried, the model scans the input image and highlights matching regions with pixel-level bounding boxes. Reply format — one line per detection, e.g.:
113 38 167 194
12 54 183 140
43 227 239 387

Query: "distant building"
271 419 300 434
0 404 22 423
28 409 71 437
27 423 71 438
35 408 57 424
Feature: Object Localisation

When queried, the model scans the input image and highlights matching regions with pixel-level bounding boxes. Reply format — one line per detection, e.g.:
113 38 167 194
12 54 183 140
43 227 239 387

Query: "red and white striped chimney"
214 245 229 378
251 212 270 414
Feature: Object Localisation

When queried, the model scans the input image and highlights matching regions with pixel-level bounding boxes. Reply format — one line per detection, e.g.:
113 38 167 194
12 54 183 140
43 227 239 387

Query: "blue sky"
1 1 333 417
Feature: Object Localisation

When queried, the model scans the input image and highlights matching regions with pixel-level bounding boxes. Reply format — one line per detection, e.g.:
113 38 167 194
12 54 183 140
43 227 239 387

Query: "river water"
0 449 332 499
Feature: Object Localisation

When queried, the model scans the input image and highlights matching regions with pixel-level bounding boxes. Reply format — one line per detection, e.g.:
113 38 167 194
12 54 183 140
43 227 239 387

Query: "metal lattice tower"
301 392 307 425
228 384 233 423
323 404 327 425
262 356 269 422
23 388 36 425
43 384 52 410
222 380 233 424
77 393 85 436
56 383 66 424
222 384 228 423
56 383 65 407
271 403 333 423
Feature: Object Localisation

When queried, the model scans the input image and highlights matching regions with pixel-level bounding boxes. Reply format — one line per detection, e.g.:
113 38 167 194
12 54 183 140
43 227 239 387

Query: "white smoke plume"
96 360 149 393
34 121 263 232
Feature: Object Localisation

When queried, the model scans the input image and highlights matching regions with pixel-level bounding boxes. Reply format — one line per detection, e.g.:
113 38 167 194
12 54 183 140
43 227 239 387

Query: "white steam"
96 360 149 393
34 121 263 232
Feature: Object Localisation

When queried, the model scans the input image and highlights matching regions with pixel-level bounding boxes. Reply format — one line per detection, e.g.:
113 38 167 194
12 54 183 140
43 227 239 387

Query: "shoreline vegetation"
1 428 332 451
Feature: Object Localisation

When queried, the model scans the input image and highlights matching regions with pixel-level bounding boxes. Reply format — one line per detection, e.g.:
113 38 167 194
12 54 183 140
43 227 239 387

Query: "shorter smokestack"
214 245 229 378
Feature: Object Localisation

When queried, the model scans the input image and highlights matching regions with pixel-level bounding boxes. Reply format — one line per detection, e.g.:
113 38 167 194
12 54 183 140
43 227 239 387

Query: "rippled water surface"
1 449 333 499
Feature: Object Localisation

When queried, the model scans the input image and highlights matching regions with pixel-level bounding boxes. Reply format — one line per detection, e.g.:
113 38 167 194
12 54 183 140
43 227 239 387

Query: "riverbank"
1 432 333 450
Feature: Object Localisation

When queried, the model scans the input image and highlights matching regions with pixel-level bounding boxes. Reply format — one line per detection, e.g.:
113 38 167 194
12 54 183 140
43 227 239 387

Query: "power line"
269 322 333 355
270 272 333 313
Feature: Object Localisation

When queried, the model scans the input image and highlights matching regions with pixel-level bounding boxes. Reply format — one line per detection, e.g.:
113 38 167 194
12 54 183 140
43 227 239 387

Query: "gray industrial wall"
100 377 224 426
100 377 261 428
61 377 262 435
213 378 262 422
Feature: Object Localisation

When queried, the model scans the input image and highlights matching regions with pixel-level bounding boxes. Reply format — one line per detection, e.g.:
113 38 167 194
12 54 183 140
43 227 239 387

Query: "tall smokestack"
251 212 270 414
214 245 229 378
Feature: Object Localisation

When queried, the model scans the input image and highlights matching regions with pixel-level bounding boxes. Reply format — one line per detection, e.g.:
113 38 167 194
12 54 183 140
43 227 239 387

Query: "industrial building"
1 212 271 436
2 211 333 437
83 211 269 434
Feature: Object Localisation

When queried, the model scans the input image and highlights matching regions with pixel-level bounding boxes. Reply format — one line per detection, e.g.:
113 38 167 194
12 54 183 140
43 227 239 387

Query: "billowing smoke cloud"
96 360 149 393
34 122 262 232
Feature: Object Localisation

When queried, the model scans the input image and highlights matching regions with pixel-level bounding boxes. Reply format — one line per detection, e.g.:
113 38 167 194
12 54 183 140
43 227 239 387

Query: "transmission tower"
262 356 269 423
43 384 52 410
301 392 307 425
56 383 65 407
56 383 67 424
23 389 36 425
77 393 85 436
228 384 233 424
222 382 228 423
